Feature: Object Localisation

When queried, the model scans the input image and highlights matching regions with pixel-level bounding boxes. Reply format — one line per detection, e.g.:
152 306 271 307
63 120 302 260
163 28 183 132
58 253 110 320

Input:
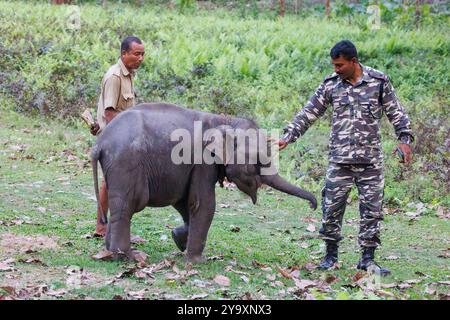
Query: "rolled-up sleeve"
102 76 121 110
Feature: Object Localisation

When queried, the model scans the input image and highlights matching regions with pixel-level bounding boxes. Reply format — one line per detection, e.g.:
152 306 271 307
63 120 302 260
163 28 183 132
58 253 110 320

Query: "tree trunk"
325 0 331 18
415 0 423 28
279 0 286 17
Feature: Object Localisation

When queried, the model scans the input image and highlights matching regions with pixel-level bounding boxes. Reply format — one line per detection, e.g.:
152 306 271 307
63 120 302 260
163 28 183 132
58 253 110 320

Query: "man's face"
331 55 357 80
121 41 145 70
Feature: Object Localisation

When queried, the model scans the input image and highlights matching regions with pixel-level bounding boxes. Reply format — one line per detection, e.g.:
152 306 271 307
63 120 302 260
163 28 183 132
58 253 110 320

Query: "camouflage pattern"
282 64 414 164
319 162 384 247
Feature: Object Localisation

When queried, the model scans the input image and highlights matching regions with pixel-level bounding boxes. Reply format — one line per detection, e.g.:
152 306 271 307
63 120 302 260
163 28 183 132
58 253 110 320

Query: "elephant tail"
91 146 107 225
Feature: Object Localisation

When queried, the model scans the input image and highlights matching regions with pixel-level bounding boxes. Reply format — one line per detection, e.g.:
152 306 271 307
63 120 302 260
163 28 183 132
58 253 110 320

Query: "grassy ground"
0 109 449 300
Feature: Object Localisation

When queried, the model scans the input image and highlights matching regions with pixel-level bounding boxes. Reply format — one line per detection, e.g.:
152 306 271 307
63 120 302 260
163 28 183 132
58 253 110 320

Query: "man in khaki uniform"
90 36 145 236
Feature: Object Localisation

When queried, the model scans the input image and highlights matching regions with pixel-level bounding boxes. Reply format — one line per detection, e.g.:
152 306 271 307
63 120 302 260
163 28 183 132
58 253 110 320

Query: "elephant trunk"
261 174 317 210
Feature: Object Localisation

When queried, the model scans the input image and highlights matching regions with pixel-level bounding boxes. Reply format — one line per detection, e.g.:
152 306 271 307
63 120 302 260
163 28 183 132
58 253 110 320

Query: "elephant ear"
204 125 234 165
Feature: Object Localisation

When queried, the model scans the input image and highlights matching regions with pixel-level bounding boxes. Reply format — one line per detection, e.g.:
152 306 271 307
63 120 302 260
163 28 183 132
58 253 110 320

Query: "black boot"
357 247 391 276
318 243 338 270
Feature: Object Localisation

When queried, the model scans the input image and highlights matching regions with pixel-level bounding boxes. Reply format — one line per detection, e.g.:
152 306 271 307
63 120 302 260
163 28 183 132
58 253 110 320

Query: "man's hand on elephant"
105 108 119 125
90 123 100 136
392 143 412 164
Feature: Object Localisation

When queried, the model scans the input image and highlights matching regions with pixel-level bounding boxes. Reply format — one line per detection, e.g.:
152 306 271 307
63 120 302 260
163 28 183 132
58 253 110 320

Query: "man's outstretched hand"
392 143 412 164
274 139 288 151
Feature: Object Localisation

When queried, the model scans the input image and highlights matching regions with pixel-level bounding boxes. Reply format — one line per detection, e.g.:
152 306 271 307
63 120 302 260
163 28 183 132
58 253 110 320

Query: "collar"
360 64 374 83
118 58 135 77
338 64 372 87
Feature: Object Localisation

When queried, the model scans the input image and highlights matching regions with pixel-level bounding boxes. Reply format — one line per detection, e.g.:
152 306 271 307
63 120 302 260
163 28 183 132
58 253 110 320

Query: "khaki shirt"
96 58 136 132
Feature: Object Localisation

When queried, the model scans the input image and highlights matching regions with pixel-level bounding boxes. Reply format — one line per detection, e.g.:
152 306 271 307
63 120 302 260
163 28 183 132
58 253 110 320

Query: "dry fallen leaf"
324 275 338 284
261 267 273 272
132 250 148 265
375 289 396 298
272 281 284 287
191 293 208 300
126 288 148 299
18 258 47 266
152 259 175 272
306 224 316 233
214 275 231 287
252 260 268 268
276 265 293 279
92 250 114 261
299 242 310 249
46 288 68 297
381 283 398 289
0 263 15 272
290 269 300 279
302 263 316 272
293 278 317 291
130 235 148 244
398 283 412 289
0 286 16 297
266 274 276 281
425 287 437 295
352 272 366 282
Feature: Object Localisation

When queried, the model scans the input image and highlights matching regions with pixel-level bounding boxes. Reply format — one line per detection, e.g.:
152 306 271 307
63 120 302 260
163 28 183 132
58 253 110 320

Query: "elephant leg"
185 167 217 264
172 199 190 252
106 193 132 259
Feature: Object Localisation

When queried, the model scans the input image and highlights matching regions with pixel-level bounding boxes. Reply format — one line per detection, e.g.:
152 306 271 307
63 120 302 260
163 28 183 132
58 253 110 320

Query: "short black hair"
330 40 358 60
121 36 142 53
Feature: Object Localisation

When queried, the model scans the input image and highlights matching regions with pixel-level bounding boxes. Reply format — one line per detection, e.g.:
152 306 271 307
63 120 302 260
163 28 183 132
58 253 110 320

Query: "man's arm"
382 79 414 163
278 81 331 149
91 76 121 135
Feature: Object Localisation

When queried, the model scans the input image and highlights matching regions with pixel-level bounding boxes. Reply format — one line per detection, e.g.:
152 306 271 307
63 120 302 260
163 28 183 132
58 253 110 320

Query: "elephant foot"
171 226 188 252
110 251 128 261
185 254 206 264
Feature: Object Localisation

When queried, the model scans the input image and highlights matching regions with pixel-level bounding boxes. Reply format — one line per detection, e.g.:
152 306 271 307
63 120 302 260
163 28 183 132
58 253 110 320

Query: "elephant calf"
91 103 317 263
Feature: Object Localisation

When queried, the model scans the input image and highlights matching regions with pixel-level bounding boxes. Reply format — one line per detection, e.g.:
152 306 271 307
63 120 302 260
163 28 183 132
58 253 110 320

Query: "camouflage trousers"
319 162 384 248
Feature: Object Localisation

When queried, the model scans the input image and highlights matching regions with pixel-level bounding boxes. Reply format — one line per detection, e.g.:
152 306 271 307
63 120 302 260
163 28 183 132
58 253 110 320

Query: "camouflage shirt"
282 65 414 164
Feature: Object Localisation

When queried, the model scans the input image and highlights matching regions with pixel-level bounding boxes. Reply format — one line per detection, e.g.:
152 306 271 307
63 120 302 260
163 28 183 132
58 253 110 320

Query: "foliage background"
1 0 448 205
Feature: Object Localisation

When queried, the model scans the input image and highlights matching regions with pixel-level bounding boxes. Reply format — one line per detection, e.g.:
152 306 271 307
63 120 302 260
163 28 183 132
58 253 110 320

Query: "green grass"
0 109 449 300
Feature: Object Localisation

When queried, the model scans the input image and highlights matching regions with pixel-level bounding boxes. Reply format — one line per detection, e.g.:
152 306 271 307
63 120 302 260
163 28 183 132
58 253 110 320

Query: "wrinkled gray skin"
91 103 317 263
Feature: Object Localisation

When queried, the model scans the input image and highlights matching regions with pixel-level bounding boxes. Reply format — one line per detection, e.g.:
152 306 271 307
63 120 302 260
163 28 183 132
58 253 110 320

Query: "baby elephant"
91 103 317 263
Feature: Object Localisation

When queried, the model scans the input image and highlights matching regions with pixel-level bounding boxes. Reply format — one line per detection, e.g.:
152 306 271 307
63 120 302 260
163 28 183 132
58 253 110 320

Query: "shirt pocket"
360 100 382 121
120 79 135 107
332 96 350 119
359 101 382 142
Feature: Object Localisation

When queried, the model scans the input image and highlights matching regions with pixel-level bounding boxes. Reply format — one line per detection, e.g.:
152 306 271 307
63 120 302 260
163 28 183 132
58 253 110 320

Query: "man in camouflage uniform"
277 40 414 275
90 36 145 236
